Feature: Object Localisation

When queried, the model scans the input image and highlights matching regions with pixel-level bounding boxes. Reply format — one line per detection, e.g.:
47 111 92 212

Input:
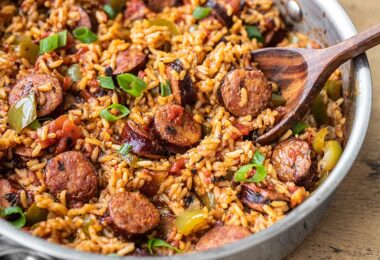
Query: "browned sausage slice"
240 183 289 213
124 0 151 21
112 49 147 75
206 0 241 27
271 139 312 183
44 151 98 205
0 179 19 208
121 120 168 159
8 74 63 117
77 7 92 29
195 225 251 251
109 191 160 234
153 104 201 152
146 0 181 12
166 60 197 106
218 69 271 117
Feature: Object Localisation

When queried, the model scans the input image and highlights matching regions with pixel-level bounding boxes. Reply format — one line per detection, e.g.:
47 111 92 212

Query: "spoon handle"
324 23 380 67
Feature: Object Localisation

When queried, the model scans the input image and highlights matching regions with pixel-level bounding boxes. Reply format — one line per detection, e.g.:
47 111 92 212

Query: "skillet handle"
0 236 54 260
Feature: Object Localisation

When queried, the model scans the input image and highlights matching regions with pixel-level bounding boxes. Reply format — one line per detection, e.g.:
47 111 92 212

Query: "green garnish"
234 150 267 183
147 238 182 255
116 73 147 97
293 122 309 135
99 76 115 90
39 30 67 54
28 119 41 130
119 143 132 156
192 6 212 20
103 4 117 19
1 206 26 228
8 93 37 133
245 26 264 43
100 104 130 122
73 27 98 43
160 80 172 97
67 64 83 82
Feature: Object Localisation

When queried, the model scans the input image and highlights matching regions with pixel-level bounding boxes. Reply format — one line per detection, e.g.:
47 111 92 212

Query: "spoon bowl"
253 23 380 144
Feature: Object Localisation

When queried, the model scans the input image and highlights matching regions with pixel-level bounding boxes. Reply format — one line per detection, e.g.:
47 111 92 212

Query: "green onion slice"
99 76 115 90
1 206 26 228
147 238 182 255
73 27 98 44
39 30 67 54
293 122 309 135
245 26 264 43
234 150 267 183
116 73 147 97
103 4 116 19
100 104 130 122
160 80 172 97
192 6 212 20
119 143 132 156
8 93 37 133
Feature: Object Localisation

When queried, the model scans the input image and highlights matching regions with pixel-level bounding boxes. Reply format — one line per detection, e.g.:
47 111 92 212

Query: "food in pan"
0 0 344 256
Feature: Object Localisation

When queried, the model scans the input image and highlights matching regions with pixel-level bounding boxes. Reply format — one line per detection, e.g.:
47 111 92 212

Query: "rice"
0 0 346 256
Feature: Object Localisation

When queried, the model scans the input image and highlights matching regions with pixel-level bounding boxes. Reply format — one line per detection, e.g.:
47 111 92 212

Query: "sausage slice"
206 0 241 27
218 69 271 117
44 151 98 205
166 60 197 106
146 0 182 12
271 139 312 183
113 49 147 75
153 104 201 153
124 0 151 21
121 120 168 159
195 225 251 251
0 179 19 208
240 183 288 213
109 192 160 234
9 74 63 117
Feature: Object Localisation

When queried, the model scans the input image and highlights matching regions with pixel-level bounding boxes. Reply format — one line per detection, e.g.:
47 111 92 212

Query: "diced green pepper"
325 80 342 101
175 209 207 235
67 64 82 82
200 192 215 210
321 140 343 171
149 19 179 35
271 93 286 107
25 203 48 226
312 94 329 126
312 127 328 154
8 93 37 133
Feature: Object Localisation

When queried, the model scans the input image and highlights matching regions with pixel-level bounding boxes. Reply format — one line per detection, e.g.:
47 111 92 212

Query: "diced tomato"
62 76 72 91
167 106 184 125
169 158 187 175
38 115 82 151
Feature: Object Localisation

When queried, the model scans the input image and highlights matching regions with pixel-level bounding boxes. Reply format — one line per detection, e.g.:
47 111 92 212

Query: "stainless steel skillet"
0 0 372 259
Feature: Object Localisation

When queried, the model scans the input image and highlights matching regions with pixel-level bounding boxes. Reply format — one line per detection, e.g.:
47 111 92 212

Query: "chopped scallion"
103 4 116 19
73 27 98 44
39 30 67 54
147 238 182 255
119 143 132 156
99 76 115 90
245 26 264 43
116 73 147 97
293 122 309 135
1 206 26 228
160 80 172 97
100 104 130 122
192 6 212 20
234 150 267 183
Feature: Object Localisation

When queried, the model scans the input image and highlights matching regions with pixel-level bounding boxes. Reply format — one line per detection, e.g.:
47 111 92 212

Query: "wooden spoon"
253 23 380 145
